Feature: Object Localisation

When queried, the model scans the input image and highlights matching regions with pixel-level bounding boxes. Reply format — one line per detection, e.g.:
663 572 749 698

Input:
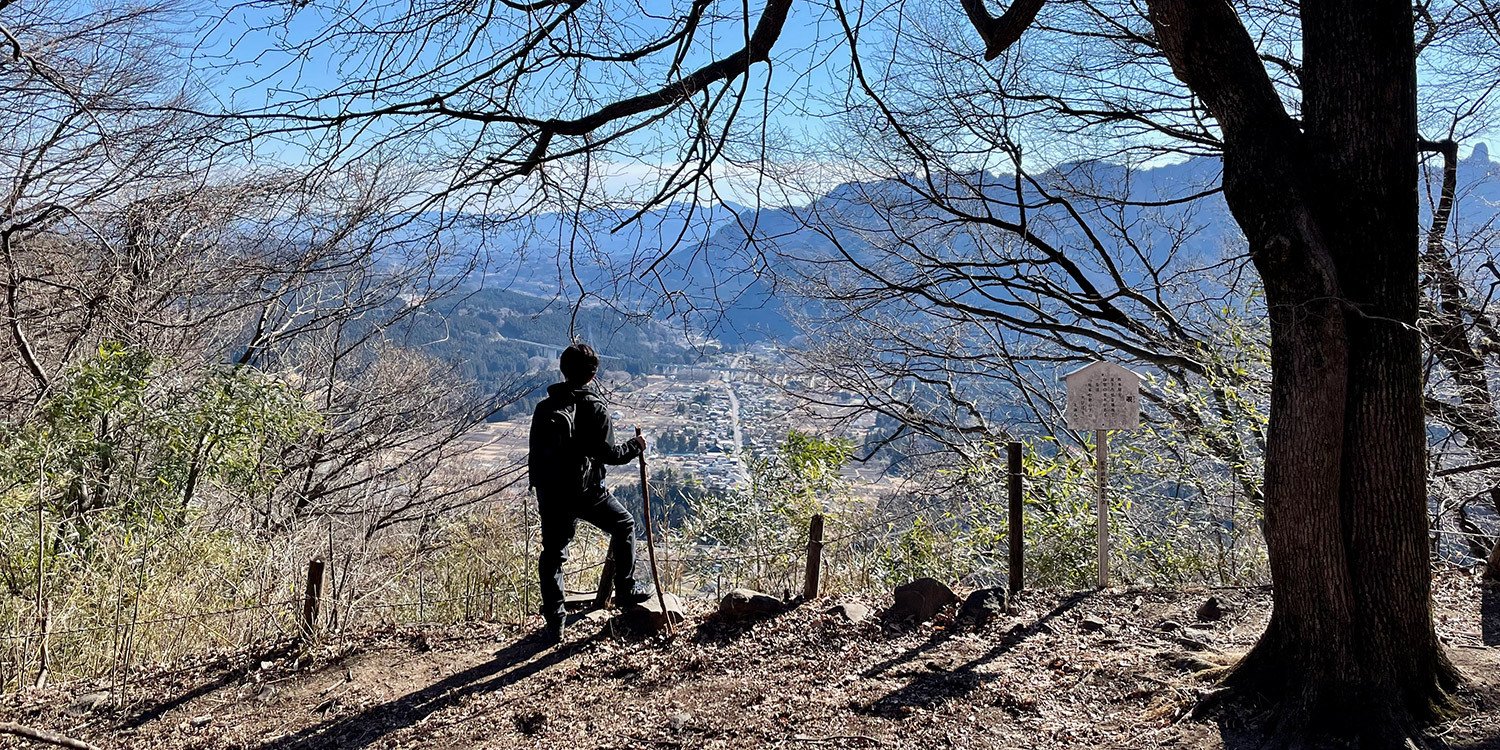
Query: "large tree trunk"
1148 0 1461 742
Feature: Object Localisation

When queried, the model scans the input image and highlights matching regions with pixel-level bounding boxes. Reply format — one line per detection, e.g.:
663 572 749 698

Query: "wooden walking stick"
637 428 672 635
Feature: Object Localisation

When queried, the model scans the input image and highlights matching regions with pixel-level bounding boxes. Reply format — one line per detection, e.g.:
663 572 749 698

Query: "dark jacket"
539 382 641 492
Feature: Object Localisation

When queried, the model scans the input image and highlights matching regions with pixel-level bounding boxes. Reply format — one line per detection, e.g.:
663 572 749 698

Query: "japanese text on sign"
1064 361 1141 430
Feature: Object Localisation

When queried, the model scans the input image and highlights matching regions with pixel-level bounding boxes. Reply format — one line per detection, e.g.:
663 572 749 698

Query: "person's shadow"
259 633 580 750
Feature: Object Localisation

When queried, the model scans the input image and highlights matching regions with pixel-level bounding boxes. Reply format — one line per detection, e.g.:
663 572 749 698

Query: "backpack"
528 395 591 493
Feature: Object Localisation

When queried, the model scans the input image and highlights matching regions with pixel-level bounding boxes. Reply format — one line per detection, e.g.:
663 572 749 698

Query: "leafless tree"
1420 139 1500 577
0 0 535 681
189 0 1500 740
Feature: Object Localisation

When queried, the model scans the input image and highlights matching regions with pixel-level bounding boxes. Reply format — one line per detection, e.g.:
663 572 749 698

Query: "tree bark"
956 0 1461 737
1147 0 1461 742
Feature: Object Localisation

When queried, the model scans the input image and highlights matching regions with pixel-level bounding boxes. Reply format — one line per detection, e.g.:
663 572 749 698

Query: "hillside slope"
3 572 1496 750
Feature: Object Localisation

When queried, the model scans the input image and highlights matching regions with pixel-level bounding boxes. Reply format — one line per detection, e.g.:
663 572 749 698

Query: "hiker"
528 342 650 642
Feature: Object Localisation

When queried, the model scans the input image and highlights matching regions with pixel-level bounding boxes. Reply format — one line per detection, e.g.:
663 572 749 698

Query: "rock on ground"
955 586 1008 631
63 691 110 717
888 577 958 624
624 592 686 633
717 589 785 622
1195 596 1229 622
824 601 871 623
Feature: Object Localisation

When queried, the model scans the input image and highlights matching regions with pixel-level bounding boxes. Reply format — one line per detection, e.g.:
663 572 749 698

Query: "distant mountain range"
417 146 1500 391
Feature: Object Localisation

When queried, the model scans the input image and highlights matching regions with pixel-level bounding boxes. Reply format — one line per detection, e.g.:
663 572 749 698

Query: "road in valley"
722 370 747 480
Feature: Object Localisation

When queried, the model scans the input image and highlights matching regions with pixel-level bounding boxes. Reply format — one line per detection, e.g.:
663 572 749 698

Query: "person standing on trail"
528 343 650 643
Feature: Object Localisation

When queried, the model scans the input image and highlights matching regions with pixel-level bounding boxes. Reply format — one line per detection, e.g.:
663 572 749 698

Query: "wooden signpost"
1062 361 1141 589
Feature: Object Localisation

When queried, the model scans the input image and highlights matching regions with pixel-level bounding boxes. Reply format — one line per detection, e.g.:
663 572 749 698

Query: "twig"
792 734 883 746
0 722 103 750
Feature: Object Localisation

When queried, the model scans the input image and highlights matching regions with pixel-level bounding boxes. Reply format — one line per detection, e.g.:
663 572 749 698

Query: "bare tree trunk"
1148 0 1461 740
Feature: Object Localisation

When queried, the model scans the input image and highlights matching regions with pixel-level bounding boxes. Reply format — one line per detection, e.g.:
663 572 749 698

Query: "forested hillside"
397 287 705 409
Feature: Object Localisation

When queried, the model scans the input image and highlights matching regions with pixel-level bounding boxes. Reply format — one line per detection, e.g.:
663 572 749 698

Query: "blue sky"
176 0 1496 209
183 0 864 204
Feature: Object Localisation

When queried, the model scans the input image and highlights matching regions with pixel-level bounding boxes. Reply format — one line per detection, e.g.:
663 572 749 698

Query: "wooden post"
522 489 532 623
1006 441 1024 595
591 552 616 610
803 513 825 600
300 559 325 639
1096 429 1110 589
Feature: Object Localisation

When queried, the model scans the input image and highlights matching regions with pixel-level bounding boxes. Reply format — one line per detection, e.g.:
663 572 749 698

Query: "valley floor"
4 571 1498 750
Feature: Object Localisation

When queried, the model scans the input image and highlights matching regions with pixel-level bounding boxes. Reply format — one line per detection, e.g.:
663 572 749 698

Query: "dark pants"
536 487 638 625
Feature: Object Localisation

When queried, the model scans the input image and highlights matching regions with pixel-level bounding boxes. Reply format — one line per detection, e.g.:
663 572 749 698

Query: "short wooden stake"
300 559 325 640
803 513 825 600
592 552 617 610
1006 441 1024 595
1096 429 1110 589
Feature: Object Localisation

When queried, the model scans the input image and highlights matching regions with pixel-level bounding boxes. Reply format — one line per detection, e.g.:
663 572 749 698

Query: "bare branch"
959 0 1045 61
0 722 101 750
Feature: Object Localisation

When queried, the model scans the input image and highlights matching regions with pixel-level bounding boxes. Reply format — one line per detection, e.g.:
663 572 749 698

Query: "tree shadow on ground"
687 596 816 646
120 639 299 729
688 614 774 646
858 591 1091 717
1206 696 1277 750
257 632 582 750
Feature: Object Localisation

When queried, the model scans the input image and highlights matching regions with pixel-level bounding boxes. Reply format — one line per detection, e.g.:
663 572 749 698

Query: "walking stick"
637 428 672 636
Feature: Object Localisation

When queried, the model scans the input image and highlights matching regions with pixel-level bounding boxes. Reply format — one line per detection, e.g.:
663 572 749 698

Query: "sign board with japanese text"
1063 361 1141 431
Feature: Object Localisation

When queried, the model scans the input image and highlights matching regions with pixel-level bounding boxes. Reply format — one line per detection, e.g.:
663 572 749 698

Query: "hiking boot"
615 590 652 608
542 618 565 645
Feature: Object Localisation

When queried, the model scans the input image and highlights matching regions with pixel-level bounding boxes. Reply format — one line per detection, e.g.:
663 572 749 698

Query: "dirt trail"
4 572 1497 750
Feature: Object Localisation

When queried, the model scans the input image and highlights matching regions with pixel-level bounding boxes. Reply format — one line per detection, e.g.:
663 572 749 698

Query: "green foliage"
1013 441 1109 589
0 343 321 686
939 433 1268 590
614 466 705 529
746 430 853 524
677 430 853 593
684 429 852 553
880 515 945 585
2 343 316 533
